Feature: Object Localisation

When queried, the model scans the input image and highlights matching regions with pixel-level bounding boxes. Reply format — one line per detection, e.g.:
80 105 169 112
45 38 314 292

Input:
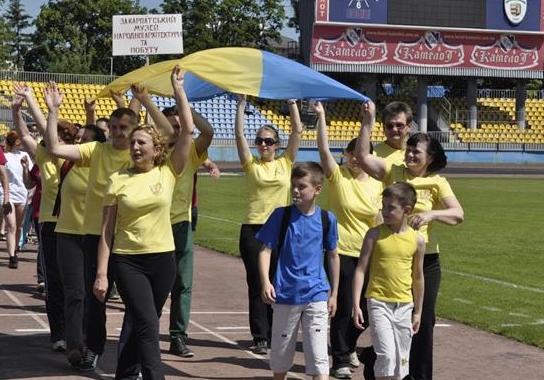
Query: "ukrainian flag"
96 47 368 102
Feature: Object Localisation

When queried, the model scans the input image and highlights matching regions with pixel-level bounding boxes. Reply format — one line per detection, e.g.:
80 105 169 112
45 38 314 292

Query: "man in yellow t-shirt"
374 101 413 165
163 107 214 358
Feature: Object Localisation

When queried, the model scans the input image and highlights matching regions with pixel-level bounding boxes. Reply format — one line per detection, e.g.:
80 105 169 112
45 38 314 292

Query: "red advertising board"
311 25 544 72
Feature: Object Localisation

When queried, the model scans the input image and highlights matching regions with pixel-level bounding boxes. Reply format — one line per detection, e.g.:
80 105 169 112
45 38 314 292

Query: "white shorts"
368 298 413 379
270 301 329 376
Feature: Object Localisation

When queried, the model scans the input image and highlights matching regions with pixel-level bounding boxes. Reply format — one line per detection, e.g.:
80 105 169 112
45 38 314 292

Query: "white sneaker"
348 351 360 368
331 366 352 379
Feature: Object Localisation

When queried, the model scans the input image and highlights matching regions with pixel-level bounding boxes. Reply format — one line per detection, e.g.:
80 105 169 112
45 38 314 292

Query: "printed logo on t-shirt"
150 183 164 195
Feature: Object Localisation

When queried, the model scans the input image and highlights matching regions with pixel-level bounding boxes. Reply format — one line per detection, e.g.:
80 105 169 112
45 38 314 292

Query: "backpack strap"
320 208 330 248
52 160 75 217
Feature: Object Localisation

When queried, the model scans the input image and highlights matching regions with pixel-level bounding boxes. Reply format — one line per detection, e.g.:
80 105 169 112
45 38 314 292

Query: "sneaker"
169 338 194 358
51 340 67 352
331 366 352 379
348 351 360 368
35 282 45 294
79 348 99 371
8 255 18 269
252 339 268 355
67 348 83 368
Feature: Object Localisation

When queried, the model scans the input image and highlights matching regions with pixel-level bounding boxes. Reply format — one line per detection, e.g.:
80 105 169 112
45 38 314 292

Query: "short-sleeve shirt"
256 205 338 305
103 163 178 254
170 142 207 224
34 145 63 222
374 141 405 166
327 165 382 257
384 164 455 254
243 154 293 224
55 166 89 235
78 141 132 235
366 224 419 303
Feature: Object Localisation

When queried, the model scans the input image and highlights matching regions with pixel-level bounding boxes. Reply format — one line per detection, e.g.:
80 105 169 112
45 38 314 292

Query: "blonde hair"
130 124 168 166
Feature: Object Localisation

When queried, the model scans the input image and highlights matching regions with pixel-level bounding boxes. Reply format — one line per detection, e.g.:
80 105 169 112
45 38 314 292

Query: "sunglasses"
254 137 277 146
384 122 407 130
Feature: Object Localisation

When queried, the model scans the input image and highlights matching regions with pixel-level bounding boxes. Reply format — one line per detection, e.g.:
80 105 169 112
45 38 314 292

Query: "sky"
21 0 297 39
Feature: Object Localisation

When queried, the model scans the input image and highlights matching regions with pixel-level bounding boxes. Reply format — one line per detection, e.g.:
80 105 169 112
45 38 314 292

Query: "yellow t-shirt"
366 224 419 303
243 154 293 224
78 141 132 235
35 145 63 223
384 164 455 254
170 142 207 224
374 141 405 166
327 165 382 257
103 163 178 254
55 166 89 235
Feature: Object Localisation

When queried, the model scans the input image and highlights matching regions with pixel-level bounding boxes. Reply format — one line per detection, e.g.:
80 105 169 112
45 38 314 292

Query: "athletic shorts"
270 301 329 376
368 298 413 379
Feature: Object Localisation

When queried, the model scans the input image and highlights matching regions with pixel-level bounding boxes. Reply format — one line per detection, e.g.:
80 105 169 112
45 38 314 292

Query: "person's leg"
239 224 272 350
33 218 44 286
169 221 195 357
114 253 175 380
270 304 301 379
392 303 414 380
368 299 396 380
301 301 329 379
19 204 32 250
41 222 65 346
13 203 26 251
83 234 114 368
56 233 86 366
190 205 198 232
331 255 362 376
409 254 441 380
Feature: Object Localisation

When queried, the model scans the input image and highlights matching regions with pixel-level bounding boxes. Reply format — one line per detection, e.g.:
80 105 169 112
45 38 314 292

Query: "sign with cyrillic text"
112 14 183 56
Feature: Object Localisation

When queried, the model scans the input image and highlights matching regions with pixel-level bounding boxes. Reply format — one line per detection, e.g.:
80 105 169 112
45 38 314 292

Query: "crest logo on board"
504 0 527 25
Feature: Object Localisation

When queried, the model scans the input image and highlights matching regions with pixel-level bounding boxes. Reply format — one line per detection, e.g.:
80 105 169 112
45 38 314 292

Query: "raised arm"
130 83 174 143
169 66 195 175
11 89 38 158
202 158 220 179
20 156 36 190
44 82 82 162
13 82 47 133
235 95 251 166
315 101 337 177
192 109 214 156
0 160 10 214
355 101 387 181
93 204 116 303
84 98 97 126
283 100 303 161
111 90 127 109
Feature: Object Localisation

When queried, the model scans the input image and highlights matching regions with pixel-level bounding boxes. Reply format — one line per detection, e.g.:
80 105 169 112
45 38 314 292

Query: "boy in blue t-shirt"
257 161 340 380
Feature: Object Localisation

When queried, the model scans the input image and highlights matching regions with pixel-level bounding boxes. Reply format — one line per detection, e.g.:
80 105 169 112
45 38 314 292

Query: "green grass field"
194 175 544 348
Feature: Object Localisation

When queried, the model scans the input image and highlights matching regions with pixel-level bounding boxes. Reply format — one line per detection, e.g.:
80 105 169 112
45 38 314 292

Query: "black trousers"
84 234 114 355
114 252 176 380
239 224 273 343
57 233 86 352
410 254 441 380
41 222 65 342
330 254 367 369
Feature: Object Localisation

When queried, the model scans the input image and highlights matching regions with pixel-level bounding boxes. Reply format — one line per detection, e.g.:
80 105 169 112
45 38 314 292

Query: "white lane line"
435 324 451 327
200 214 240 225
15 328 49 332
481 306 501 312
444 269 544 294
0 284 49 329
508 312 530 318
216 326 250 330
188 319 306 380
453 298 474 304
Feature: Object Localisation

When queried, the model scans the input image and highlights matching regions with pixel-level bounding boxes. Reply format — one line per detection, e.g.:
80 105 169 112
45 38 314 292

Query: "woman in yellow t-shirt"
92 69 194 380
314 100 382 377
235 95 302 354
355 101 464 380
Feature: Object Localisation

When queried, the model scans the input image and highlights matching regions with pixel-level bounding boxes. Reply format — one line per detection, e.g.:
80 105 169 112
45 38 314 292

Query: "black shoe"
169 338 194 358
8 255 18 269
67 348 83 369
79 348 99 371
252 339 268 355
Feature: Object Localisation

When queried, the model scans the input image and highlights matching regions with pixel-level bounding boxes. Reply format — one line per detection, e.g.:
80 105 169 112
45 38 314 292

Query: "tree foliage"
25 0 149 75
3 0 32 70
160 0 285 56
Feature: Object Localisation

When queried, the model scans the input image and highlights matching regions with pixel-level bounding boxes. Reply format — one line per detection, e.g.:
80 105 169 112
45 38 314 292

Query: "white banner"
112 14 183 56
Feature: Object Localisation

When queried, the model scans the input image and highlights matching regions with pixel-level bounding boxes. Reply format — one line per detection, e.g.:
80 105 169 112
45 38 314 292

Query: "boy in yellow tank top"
353 182 425 380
